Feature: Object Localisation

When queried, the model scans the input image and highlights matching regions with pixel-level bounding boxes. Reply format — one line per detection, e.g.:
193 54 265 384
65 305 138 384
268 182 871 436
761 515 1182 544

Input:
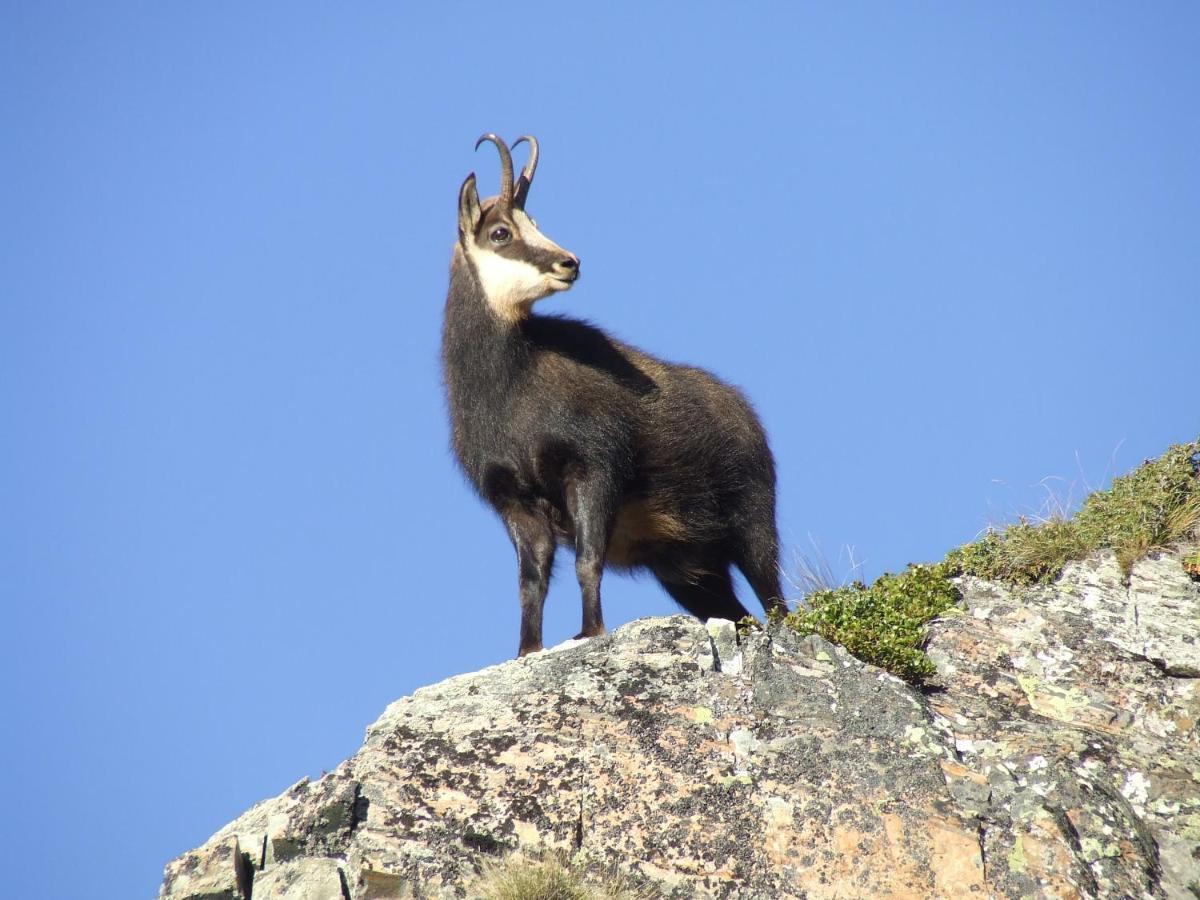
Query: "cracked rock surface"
160 547 1200 899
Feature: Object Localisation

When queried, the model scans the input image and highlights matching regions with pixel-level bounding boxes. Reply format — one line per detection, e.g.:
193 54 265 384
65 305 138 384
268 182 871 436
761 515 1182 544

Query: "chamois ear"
458 173 482 241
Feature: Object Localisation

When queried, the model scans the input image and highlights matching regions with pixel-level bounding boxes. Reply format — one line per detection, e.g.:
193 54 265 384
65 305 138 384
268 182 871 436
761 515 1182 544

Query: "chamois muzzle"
551 254 580 285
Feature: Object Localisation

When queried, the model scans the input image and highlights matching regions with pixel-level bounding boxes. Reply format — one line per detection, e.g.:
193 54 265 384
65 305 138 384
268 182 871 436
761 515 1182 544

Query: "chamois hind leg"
654 561 753 624
564 476 616 640
502 506 556 657
733 511 789 619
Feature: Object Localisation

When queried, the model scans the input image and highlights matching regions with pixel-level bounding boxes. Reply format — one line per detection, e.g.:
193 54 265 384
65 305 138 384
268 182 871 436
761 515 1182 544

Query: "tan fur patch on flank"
607 499 692 568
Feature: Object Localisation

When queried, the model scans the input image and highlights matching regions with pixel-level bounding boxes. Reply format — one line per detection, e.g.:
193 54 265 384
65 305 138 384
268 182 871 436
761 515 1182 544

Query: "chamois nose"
554 255 580 280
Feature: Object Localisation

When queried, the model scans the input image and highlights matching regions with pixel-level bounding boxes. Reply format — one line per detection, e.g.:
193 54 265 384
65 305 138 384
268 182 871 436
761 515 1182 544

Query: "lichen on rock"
160 544 1200 899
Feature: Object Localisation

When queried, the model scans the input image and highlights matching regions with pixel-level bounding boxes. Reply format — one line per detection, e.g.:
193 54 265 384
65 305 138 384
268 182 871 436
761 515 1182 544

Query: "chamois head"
458 134 580 322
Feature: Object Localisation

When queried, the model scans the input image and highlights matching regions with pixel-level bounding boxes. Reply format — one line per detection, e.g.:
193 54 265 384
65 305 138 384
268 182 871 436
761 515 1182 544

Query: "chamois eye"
489 226 512 244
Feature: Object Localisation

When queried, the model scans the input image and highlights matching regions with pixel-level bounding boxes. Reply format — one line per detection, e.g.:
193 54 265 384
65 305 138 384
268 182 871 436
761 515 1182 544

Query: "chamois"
442 133 788 657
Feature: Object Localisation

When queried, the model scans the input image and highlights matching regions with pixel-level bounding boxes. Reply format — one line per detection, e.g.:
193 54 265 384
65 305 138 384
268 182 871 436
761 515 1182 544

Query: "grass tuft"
945 438 1200 584
470 850 659 900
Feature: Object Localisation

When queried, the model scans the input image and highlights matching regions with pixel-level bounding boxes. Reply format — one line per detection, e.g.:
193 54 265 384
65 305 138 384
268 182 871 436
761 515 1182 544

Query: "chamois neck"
442 248 534 403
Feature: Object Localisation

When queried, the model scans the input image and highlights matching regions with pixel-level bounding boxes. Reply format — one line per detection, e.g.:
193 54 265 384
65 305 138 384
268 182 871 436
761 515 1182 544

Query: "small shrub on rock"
782 563 960 682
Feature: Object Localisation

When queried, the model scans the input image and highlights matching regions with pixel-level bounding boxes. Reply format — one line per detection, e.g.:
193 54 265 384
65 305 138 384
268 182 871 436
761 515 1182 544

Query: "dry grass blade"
471 851 661 900
948 438 1200 584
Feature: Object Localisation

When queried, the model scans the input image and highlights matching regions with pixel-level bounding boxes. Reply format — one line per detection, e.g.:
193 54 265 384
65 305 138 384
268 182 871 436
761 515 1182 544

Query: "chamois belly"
590 498 692 570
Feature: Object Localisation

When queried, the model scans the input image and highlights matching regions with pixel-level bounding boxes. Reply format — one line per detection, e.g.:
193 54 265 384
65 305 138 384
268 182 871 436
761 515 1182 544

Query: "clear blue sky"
2 5 1197 898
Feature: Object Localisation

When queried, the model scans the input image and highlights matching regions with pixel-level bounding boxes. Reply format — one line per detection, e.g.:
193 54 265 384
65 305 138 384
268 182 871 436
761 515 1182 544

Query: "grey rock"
159 836 251 900
1042 550 1200 676
161 544 1200 899
1127 553 1200 676
253 859 347 900
927 543 1200 899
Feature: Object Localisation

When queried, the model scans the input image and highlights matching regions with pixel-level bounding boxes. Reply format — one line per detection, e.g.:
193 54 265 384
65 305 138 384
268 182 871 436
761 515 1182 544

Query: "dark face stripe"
493 242 563 272
476 206 571 274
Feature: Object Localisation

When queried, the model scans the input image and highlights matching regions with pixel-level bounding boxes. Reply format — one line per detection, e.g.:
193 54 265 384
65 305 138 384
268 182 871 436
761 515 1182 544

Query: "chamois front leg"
503 506 556 657
564 476 615 640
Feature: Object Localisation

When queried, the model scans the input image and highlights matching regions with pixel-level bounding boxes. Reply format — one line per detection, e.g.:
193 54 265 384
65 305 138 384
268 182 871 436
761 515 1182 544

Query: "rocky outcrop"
924 549 1200 899
160 547 1200 899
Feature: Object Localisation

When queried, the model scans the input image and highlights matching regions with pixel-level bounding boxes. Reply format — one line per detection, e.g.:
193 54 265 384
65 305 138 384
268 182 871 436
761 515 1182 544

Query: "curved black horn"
474 133 514 208
512 135 539 209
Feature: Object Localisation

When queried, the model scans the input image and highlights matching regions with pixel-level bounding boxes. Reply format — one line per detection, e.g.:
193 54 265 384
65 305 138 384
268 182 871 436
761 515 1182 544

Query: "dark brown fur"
443 168 787 657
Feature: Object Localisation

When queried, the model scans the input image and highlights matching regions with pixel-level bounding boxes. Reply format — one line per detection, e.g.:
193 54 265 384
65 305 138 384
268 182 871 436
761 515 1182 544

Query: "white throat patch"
469 250 547 322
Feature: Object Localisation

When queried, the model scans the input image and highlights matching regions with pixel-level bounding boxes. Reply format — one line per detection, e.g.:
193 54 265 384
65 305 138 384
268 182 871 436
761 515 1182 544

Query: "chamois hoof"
573 626 606 640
